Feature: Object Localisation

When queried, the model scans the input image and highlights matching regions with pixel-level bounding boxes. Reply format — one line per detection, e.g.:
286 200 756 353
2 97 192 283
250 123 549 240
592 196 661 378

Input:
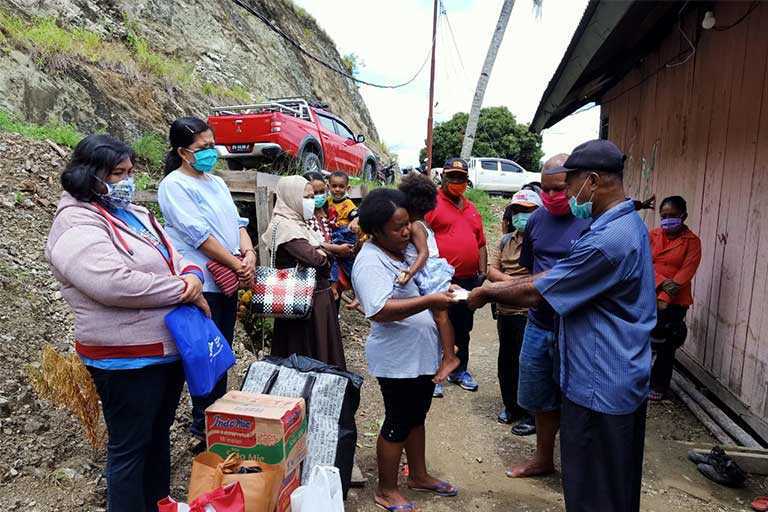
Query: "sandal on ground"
407 479 458 497
374 498 417 511
752 496 768 511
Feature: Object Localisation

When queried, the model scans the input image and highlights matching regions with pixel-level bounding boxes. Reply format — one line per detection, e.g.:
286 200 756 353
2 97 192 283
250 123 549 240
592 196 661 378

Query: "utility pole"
460 0 516 160
425 0 439 174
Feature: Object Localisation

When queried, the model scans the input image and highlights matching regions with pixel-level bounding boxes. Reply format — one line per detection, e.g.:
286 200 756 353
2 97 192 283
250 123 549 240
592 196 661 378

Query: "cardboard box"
206 391 307 511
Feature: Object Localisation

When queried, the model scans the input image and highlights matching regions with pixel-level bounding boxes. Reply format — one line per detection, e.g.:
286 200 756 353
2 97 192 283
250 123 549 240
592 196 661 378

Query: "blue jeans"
517 321 560 413
88 362 184 512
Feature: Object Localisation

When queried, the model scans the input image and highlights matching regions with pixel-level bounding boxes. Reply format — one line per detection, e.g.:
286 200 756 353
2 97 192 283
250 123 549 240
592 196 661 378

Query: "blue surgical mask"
568 175 594 219
314 194 327 209
512 212 531 232
190 147 219 173
97 176 135 209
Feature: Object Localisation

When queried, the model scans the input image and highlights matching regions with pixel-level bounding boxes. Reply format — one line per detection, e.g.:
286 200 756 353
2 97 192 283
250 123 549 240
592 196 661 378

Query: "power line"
230 0 434 89
666 2 695 69
441 2 469 78
714 1 760 31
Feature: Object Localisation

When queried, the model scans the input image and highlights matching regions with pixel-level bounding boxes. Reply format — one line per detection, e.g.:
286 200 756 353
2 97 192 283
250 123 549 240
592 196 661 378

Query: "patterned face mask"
97 176 135 209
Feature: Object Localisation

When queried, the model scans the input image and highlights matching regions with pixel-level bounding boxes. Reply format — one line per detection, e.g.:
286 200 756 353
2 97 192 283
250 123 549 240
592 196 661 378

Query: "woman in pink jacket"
46 134 208 512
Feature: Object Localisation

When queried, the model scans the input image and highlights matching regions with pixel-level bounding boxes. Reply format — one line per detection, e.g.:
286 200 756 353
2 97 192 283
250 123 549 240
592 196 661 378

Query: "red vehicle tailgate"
207 113 273 144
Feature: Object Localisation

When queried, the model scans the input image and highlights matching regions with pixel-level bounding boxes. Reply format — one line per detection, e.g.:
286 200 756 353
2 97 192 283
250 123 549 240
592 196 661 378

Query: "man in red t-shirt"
426 158 487 395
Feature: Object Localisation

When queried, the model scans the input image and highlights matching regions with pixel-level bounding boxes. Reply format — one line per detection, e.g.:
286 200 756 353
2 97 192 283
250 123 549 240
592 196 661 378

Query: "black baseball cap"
443 158 469 174
544 139 626 175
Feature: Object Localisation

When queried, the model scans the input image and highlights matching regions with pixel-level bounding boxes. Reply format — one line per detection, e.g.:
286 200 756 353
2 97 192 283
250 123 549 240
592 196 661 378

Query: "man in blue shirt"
468 139 656 512
505 154 591 480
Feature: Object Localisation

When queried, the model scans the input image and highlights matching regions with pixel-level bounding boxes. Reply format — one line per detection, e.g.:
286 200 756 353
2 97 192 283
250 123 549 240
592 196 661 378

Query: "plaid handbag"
250 225 317 319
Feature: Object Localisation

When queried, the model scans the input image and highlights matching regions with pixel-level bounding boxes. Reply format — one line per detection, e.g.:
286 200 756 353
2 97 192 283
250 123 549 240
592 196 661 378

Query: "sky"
294 0 600 167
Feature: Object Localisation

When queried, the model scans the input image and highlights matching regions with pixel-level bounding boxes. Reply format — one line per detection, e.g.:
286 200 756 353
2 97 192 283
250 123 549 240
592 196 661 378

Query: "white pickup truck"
433 157 541 195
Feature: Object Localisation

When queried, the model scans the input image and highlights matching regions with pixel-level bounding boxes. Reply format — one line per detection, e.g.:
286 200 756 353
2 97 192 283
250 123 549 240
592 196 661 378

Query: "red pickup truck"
207 98 377 178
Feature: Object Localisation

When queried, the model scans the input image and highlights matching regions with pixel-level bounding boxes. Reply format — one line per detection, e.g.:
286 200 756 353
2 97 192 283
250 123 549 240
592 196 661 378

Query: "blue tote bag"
165 304 236 397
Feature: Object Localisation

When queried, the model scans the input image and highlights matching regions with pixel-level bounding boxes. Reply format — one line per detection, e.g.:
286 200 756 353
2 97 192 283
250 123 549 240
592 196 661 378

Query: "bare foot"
433 355 460 383
505 458 555 478
375 488 414 510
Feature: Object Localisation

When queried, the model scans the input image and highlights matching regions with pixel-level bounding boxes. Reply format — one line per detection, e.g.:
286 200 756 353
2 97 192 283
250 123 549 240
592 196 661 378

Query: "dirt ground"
0 132 766 511
342 305 768 512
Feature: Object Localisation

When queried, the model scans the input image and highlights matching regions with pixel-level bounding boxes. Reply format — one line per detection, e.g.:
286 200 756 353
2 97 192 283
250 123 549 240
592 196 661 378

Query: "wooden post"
670 378 736 447
672 372 762 448
425 0 438 174
255 186 273 266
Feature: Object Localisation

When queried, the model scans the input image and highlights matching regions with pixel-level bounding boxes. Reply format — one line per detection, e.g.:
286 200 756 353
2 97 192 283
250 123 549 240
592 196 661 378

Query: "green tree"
421 106 543 171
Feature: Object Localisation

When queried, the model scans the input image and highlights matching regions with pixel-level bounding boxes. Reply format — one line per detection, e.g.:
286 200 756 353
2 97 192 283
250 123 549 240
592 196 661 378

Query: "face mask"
331 192 348 202
512 212 531 232
314 194 327 209
302 198 316 220
660 217 683 233
446 182 467 198
189 147 218 173
568 175 594 219
98 176 135 209
541 190 571 216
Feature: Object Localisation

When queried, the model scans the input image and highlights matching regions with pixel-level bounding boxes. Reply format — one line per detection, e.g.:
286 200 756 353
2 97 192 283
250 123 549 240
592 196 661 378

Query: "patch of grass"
201 82 251 103
26 18 103 59
0 110 83 147
0 12 106 62
125 29 193 83
133 172 154 192
465 188 506 228
0 10 26 40
0 10 192 85
131 133 166 172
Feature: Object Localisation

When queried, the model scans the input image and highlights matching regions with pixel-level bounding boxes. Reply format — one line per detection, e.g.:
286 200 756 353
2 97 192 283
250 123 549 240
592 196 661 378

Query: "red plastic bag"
158 481 245 512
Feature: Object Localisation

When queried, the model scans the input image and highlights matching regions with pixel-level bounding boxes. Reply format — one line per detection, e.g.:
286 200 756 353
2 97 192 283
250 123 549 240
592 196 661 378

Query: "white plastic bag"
290 465 344 512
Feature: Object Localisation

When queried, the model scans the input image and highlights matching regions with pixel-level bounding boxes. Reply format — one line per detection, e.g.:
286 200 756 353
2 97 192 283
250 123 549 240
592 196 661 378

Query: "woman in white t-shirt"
351 188 458 512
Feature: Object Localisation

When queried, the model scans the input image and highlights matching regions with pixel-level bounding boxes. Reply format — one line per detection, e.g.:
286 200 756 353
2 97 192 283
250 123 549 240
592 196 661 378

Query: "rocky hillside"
0 0 385 157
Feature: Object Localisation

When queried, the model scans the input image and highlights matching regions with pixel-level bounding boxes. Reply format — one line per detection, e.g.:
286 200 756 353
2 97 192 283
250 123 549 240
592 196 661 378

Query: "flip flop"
407 479 459 497
752 496 768 511
374 498 417 511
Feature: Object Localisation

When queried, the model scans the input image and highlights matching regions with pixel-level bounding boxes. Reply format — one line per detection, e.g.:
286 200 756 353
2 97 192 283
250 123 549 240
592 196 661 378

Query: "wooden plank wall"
602 1 768 425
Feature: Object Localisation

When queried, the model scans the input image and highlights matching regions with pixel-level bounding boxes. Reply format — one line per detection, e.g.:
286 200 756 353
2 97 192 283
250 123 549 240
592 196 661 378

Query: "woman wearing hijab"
263 175 346 369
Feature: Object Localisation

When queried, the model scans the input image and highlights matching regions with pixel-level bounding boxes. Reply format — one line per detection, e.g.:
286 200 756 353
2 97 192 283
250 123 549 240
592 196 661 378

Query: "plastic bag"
165 304 236 396
241 354 362 496
290 466 344 512
159 481 245 512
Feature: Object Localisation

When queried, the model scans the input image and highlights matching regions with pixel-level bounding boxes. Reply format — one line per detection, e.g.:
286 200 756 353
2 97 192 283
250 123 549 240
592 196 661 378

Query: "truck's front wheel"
300 151 322 174
226 159 245 170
